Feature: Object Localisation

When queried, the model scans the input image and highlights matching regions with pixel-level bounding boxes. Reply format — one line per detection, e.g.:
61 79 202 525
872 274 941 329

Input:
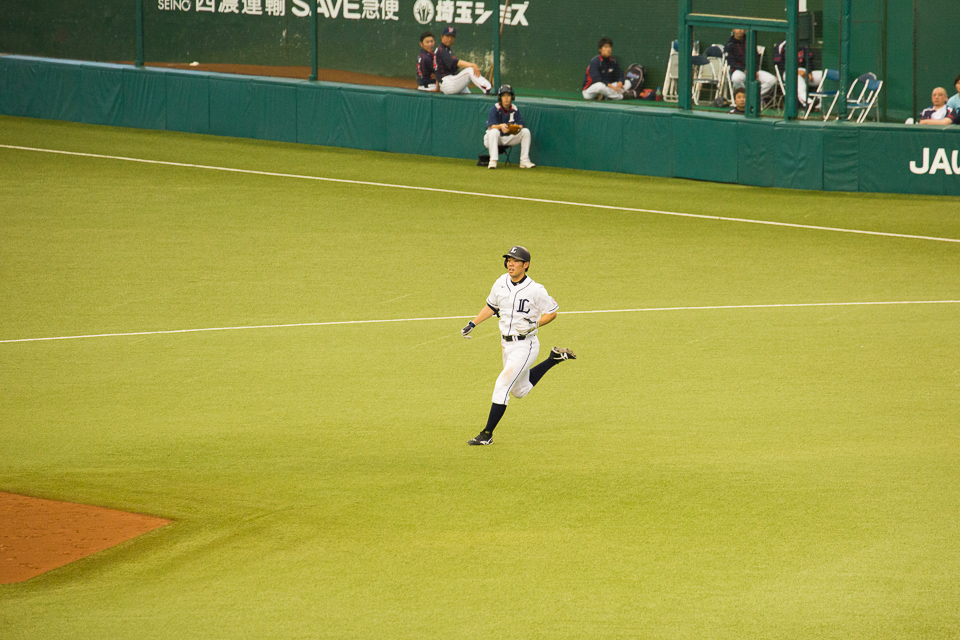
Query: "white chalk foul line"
3 144 960 244
2 300 958 344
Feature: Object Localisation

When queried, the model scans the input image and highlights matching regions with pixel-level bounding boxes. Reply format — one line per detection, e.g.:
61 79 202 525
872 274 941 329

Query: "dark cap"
503 245 531 263
442 26 456 37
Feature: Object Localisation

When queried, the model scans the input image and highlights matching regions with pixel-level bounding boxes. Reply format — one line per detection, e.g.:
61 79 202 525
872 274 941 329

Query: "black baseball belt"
502 335 527 341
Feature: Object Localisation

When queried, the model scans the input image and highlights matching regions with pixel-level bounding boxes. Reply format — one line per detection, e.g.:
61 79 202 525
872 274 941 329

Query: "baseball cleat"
468 430 494 445
519 160 536 169
549 347 577 361
488 161 497 169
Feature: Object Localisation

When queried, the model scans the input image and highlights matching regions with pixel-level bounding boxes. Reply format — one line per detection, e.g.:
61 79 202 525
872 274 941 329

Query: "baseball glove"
517 320 538 337
507 124 522 135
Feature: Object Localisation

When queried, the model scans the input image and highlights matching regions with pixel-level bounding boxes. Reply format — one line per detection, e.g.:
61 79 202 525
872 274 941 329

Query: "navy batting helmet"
503 245 531 268
497 84 515 98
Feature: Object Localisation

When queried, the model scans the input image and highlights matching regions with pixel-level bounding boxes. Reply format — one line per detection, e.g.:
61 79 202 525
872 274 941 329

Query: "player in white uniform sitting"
461 246 577 446
484 85 535 170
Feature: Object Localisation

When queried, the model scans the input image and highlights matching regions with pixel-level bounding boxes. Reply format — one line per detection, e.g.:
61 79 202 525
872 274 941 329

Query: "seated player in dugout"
483 85 535 170
774 39 822 109
918 87 960 125
416 31 437 91
729 87 746 114
725 29 776 101
434 26 493 95
582 37 625 101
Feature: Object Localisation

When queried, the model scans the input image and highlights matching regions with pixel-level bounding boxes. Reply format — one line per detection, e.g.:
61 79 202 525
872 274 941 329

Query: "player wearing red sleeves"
416 32 437 91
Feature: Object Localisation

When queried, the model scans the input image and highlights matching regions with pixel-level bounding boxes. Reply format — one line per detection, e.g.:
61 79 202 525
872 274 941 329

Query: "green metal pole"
135 0 144 67
746 29 759 117
309 0 319 81
493 5 501 90
784 0 798 119
837 0 851 118
678 0 692 110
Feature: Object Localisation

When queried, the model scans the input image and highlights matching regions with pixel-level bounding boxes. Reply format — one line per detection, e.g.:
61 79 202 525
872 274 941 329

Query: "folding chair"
846 76 883 123
691 45 725 105
477 143 513 166
823 72 875 121
663 41 680 102
802 68 838 119
718 56 736 105
663 39 699 103
772 65 787 113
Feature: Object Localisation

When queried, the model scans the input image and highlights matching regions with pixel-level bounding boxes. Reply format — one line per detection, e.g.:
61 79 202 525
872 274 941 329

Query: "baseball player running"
434 26 493 95
484 85 535 169
461 246 577 445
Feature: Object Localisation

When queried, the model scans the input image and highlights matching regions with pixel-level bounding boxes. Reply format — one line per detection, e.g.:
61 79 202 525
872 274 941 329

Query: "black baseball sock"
485 403 507 433
528 358 559 386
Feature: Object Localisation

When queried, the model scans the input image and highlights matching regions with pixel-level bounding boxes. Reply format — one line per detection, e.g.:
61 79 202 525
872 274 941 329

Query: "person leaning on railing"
918 87 960 126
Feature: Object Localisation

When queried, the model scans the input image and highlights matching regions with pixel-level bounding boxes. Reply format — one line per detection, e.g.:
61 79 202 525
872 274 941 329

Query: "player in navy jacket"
416 32 437 91
433 26 492 95
582 37 625 101
482 85 534 169
774 39 821 108
725 29 776 101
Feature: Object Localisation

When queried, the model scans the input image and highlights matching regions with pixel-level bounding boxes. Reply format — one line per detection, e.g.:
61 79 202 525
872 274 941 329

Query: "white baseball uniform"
485 274 559 405
440 68 492 95
730 69 777 98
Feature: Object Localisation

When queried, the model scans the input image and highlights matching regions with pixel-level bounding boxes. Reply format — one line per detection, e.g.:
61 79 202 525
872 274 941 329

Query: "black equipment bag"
624 64 645 92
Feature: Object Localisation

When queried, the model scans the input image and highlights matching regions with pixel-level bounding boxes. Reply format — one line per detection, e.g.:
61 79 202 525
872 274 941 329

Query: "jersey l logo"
517 299 530 313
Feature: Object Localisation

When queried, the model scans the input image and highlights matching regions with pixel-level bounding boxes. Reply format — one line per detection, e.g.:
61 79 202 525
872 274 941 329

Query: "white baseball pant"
492 336 539 405
483 128 532 165
796 70 823 107
731 69 777 97
582 82 624 101
440 69 492 95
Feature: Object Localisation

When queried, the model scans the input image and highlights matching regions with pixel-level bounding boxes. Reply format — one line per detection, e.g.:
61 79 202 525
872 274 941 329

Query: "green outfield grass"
1 116 959 640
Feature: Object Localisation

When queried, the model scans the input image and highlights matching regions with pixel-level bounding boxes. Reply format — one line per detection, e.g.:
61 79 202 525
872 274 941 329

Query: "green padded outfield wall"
2 56 958 196
1 1 955 117
2 1 822 100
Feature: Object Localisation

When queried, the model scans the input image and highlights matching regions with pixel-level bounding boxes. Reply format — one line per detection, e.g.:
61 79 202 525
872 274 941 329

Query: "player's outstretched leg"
468 403 507 445
528 347 577 387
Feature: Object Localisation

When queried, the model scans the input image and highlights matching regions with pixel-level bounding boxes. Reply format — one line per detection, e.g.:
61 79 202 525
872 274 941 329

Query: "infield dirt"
0 492 169 584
